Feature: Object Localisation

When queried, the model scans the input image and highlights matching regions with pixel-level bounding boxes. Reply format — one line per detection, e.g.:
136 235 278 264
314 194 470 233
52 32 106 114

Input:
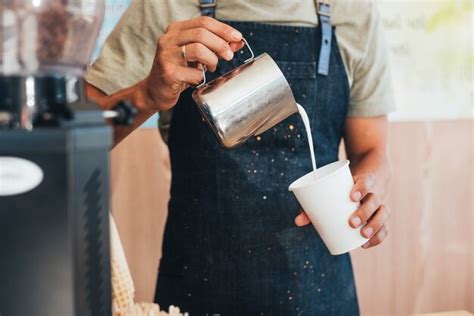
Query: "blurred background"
96 1 473 315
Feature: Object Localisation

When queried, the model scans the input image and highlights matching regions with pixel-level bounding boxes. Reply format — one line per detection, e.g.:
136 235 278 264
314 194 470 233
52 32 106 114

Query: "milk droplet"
321 273 325 277
256 136 262 141
253 169 257 173
289 296 293 300
188 293 192 297
317 288 321 292
289 124 295 131
262 196 267 200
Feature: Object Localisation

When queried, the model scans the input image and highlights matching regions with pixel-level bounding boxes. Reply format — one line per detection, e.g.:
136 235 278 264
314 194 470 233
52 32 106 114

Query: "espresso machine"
0 1 134 315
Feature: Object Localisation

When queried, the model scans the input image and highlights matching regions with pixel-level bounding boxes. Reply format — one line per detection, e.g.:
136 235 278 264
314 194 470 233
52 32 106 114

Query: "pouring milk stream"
296 103 317 173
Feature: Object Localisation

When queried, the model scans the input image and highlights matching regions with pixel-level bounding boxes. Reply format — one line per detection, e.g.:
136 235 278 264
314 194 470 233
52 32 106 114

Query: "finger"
295 211 311 227
350 173 376 202
362 226 388 249
360 205 390 238
173 28 234 61
230 40 246 52
349 193 381 228
183 43 219 72
171 64 204 86
169 16 243 42
190 62 206 71
159 47 214 72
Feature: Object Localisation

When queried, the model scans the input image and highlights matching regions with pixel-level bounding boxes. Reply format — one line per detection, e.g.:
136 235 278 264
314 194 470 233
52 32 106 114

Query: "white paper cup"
289 160 368 255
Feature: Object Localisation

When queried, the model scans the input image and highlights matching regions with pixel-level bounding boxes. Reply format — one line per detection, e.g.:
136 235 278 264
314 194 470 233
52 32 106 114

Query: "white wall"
378 0 473 121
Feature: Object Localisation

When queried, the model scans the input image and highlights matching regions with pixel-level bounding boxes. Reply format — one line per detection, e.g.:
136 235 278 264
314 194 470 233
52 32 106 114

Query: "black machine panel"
0 123 112 316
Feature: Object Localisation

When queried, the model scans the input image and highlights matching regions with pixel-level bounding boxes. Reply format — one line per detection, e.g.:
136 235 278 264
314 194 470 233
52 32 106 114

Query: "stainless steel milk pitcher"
192 39 298 149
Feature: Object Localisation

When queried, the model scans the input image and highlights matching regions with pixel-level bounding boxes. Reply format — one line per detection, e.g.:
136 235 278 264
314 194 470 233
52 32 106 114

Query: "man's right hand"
86 17 243 146
142 16 244 112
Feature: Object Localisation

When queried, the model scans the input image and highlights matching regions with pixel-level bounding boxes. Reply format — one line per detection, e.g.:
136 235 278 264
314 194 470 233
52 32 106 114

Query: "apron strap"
199 0 217 18
316 0 332 76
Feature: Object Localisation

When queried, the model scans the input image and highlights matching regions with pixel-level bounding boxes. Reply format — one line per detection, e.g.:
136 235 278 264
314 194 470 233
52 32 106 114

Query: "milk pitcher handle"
196 38 255 88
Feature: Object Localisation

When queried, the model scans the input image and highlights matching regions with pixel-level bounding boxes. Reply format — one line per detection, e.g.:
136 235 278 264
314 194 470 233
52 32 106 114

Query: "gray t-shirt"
86 0 395 117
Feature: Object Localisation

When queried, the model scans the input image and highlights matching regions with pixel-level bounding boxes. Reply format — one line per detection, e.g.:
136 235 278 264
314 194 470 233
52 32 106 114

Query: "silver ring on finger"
181 45 188 66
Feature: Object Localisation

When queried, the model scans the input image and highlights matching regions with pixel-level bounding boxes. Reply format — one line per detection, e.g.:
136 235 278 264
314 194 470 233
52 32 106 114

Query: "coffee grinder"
0 1 135 315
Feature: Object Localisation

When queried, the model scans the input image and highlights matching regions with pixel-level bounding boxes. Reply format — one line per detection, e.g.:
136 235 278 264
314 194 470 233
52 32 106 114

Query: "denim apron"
155 3 359 315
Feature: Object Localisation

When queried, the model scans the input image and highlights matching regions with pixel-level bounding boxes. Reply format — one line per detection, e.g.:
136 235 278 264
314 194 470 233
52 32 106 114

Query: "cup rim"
288 160 350 191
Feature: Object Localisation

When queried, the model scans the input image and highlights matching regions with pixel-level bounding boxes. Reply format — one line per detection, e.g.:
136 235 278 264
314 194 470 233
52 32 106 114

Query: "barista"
86 0 394 314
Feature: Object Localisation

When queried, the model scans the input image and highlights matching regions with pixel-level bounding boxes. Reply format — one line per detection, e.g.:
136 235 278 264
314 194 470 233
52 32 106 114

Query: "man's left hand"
294 172 391 249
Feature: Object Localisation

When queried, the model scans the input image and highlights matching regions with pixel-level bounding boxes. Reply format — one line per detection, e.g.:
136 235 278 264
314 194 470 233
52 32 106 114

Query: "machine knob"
102 101 137 126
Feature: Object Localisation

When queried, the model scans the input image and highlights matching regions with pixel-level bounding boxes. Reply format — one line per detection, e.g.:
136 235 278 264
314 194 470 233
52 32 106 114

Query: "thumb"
295 210 311 227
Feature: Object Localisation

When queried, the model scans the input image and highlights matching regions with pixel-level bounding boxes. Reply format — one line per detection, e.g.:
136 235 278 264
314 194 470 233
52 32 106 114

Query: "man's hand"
347 173 390 248
294 173 390 249
86 17 244 146
143 16 244 111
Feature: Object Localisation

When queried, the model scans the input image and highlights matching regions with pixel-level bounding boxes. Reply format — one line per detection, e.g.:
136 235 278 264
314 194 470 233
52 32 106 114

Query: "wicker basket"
110 214 189 316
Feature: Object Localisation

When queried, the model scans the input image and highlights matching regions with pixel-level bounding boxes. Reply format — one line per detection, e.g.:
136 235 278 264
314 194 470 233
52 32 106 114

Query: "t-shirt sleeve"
85 0 162 95
347 2 396 117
